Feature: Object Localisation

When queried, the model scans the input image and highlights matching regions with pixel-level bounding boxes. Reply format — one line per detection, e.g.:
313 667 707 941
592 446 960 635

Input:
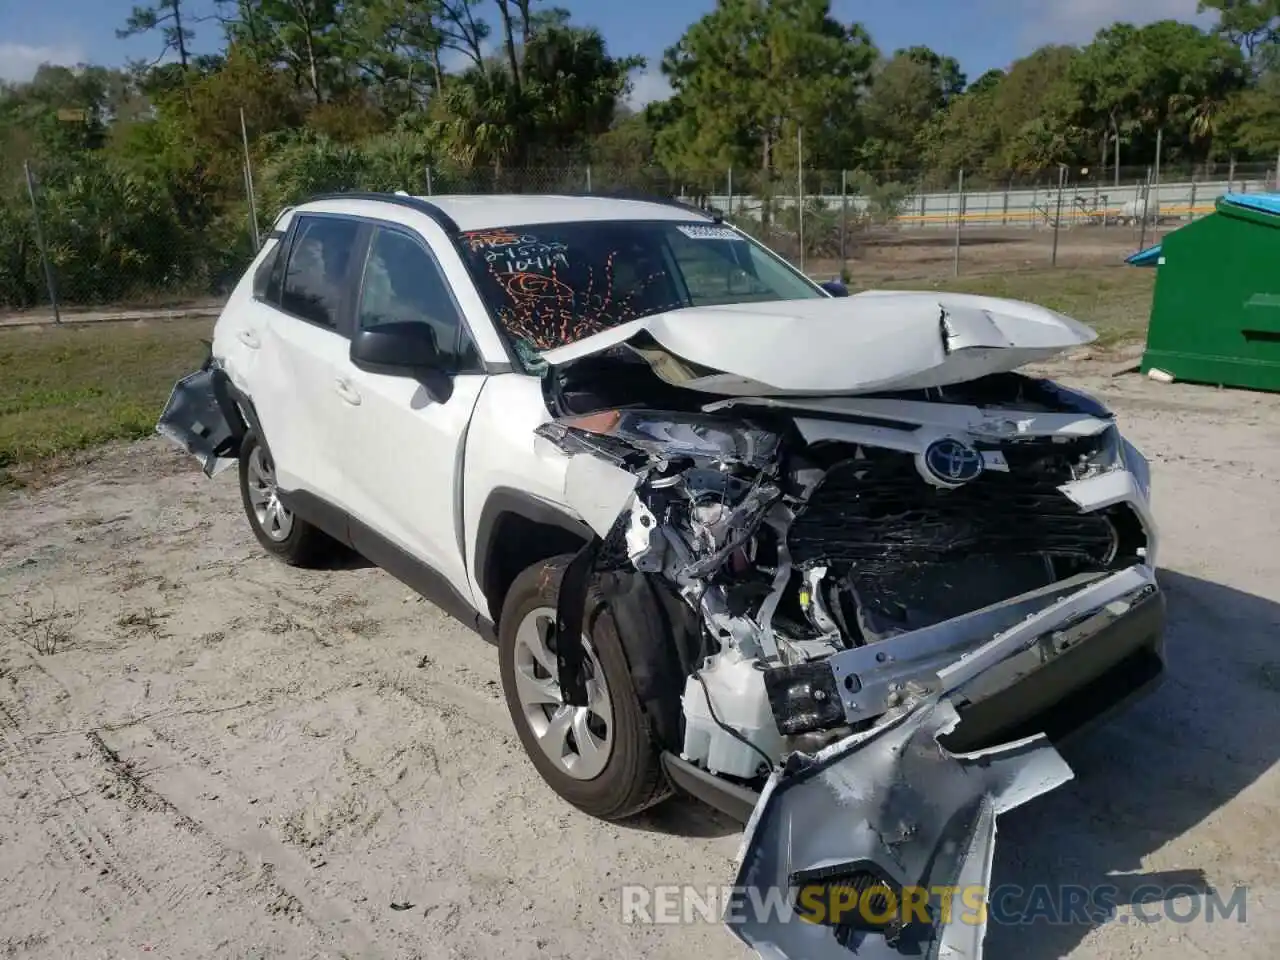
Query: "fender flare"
474 488 700 753
473 487 593 615
598 568 706 754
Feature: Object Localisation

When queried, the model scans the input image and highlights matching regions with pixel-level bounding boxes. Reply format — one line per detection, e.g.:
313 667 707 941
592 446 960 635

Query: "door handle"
334 378 362 406
237 329 260 349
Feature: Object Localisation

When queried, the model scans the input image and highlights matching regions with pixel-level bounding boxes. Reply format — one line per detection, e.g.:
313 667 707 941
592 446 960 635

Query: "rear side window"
280 216 361 329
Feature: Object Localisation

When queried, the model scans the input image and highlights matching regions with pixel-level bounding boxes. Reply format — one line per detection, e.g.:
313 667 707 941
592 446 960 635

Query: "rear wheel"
498 556 670 820
238 430 332 566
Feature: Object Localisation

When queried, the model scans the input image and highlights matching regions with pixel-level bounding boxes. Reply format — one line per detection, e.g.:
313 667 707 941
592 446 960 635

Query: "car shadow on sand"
986 568 1280 958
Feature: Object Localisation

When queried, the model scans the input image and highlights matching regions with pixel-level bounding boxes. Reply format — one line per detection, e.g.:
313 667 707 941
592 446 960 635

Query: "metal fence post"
1051 164 1065 267
23 160 60 324
239 108 260 252
726 166 733 220
1138 167 1152 252
953 168 964 277
839 169 848 270
426 165 434 196
1152 128 1162 240
1189 172 1197 221
586 164 592 192
1228 156 1236 194
796 128 805 272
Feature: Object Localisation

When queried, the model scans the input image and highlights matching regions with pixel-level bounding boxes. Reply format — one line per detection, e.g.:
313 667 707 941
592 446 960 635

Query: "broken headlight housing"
1071 424 1152 502
536 409 780 470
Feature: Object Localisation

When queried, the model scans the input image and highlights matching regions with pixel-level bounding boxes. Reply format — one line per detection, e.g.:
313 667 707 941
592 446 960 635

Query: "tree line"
2 0 1279 308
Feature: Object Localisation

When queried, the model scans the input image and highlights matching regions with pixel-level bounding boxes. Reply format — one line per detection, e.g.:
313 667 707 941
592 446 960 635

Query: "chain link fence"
3 149 1277 322
0 157 256 323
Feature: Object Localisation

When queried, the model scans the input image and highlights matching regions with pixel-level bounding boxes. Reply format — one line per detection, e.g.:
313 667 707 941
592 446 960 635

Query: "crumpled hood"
539 290 1096 396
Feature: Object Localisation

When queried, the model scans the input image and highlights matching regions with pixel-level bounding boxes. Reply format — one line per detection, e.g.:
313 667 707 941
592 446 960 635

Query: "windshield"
458 220 824 368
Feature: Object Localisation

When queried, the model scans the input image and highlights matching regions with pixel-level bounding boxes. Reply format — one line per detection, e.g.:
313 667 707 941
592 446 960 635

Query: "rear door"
334 222 488 602
251 213 365 503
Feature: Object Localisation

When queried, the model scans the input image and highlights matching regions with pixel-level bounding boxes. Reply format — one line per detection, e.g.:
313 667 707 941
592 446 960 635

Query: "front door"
335 223 488 604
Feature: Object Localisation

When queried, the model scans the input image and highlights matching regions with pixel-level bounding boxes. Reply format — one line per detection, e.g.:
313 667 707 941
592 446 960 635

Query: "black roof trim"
306 191 462 235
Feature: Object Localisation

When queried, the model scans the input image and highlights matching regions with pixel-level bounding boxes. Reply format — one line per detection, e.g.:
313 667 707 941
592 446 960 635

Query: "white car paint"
338 369 488 599
538 290 1097 396
208 193 1153 623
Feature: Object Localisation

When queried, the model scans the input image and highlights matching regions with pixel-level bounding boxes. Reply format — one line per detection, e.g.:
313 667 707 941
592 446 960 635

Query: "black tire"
498 556 671 820
238 430 332 567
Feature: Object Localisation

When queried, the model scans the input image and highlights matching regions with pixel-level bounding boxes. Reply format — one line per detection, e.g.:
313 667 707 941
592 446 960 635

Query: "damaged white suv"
160 193 1164 957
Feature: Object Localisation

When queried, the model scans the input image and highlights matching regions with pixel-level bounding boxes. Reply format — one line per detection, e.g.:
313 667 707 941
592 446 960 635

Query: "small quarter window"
251 241 282 303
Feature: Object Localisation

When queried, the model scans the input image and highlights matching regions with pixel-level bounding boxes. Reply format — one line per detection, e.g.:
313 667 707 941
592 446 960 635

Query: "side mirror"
350 322 442 377
820 280 850 298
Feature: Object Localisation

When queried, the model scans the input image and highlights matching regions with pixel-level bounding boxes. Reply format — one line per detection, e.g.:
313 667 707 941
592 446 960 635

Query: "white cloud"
1007 0 1216 47
0 42 85 82
626 69 673 109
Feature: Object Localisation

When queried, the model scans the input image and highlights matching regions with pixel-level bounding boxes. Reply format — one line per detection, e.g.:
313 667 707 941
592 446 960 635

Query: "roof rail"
559 189 724 223
306 191 461 235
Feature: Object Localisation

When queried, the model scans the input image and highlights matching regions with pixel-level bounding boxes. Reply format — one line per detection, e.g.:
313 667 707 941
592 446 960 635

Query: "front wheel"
498 556 670 820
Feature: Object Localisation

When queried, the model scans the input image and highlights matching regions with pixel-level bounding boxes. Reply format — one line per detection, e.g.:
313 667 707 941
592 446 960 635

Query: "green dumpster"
1128 193 1280 392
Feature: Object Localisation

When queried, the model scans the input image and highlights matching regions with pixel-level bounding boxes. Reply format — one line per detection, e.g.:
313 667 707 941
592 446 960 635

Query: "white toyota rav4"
160 192 1164 957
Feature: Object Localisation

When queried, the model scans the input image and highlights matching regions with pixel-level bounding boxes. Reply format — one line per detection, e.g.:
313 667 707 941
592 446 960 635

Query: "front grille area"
974 433 1104 485
788 450 1116 574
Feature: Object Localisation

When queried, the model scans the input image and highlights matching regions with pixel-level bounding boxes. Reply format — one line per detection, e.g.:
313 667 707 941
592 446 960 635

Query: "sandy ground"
2 359 1280 959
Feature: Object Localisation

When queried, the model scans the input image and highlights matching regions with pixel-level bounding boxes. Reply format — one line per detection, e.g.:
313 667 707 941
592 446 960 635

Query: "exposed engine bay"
530 293 1163 959
535 358 1157 785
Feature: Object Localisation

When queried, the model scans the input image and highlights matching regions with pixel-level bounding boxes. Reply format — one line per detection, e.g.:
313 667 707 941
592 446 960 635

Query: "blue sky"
1 0 1215 102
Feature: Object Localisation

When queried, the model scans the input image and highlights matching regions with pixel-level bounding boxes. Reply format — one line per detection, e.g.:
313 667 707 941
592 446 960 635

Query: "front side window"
357 227 478 370
458 220 822 368
280 215 361 329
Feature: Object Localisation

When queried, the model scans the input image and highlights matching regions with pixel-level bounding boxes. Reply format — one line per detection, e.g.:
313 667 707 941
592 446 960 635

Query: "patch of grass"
855 266 1155 347
0 318 213 474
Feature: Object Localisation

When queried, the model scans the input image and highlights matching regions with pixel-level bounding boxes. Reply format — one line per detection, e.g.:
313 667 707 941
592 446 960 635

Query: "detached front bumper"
727 565 1164 959
155 358 246 477
943 582 1165 753
769 564 1164 743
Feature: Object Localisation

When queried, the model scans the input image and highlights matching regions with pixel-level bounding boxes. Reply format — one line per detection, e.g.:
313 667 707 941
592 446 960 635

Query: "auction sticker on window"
677 224 740 241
